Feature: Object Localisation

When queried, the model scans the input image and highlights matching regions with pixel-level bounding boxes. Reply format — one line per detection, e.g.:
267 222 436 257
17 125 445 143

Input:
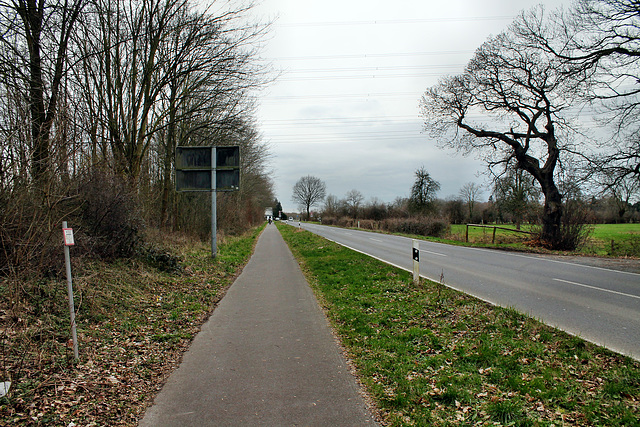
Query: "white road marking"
553 278 640 300
420 249 447 257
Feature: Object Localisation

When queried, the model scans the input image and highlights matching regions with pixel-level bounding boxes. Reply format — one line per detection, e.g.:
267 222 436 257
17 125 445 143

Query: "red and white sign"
63 228 75 246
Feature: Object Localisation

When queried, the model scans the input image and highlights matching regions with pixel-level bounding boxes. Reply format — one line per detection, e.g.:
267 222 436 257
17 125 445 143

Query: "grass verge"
277 223 640 426
0 224 264 426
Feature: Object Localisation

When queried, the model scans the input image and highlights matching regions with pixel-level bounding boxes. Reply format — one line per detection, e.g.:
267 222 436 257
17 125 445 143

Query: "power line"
260 116 421 126
267 50 474 61
264 92 419 100
276 72 457 81
285 64 464 74
265 134 427 144
261 95 422 104
277 16 515 28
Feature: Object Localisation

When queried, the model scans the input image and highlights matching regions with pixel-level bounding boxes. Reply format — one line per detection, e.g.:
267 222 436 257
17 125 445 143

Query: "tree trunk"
540 176 563 246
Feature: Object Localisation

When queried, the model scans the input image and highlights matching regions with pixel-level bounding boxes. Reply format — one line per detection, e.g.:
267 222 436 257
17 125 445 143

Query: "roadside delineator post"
412 240 420 285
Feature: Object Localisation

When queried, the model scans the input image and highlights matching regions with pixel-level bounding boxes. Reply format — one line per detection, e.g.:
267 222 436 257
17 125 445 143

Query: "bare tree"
323 194 340 217
421 8 579 248
493 169 541 228
459 182 483 222
292 175 326 220
409 166 440 214
522 0 640 187
345 189 364 219
0 0 86 184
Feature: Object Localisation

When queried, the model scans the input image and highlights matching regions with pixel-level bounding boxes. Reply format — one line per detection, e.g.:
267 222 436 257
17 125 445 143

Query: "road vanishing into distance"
287 221 640 361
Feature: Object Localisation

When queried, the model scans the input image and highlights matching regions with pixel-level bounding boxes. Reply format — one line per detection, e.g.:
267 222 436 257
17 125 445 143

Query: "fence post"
466 224 469 243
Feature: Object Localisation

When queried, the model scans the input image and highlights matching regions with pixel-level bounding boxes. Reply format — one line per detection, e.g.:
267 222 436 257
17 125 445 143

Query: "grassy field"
586 224 640 256
277 223 640 426
0 225 264 425
447 223 640 256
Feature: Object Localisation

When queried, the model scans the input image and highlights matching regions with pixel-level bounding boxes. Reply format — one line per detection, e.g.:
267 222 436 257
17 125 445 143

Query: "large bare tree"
421 8 579 248
522 0 640 189
292 175 326 220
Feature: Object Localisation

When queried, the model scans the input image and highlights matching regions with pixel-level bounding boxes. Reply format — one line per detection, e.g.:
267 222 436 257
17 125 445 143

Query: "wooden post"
492 226 497 244
465 224 469 243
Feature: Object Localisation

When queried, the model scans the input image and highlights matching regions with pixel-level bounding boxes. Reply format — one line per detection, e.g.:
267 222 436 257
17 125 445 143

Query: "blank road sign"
176 147 212 169
216 146 240 168
175 146 240 192
216 169 240 191
176 170 211 191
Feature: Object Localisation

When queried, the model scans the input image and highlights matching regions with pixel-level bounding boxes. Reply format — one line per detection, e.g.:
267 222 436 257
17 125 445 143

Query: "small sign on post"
62 222 79 360
63 228 75 246
412 240 420 284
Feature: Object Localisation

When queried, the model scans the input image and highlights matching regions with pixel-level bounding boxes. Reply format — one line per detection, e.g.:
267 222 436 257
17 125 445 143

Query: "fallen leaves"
0 232 258 426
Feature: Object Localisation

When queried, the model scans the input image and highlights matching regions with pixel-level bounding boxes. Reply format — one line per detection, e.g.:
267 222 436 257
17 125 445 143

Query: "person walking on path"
140 223 378 426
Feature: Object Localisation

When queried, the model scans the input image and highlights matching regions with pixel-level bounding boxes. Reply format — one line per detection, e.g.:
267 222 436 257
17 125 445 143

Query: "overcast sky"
250 0 573 212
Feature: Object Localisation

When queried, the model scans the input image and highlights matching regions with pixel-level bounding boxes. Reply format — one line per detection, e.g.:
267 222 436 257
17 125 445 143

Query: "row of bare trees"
0 0 273 276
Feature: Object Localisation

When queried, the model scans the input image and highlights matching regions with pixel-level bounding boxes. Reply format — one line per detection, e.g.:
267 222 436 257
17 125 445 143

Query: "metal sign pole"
211 147 217 258
62 221 79 360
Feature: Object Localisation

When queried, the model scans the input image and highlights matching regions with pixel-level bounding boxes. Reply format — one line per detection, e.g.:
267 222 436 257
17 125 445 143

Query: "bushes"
532 200 593 251
382 217 449 238
321 216 449 238
76 167 143 260
0 187 61 277
0 167 143 278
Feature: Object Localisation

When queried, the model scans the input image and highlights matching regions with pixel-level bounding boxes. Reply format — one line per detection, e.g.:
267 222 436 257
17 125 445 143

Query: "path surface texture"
140 224 377 426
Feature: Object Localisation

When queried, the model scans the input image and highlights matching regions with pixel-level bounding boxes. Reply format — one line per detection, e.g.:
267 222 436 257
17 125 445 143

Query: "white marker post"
412 240 420 285
62 222 79 360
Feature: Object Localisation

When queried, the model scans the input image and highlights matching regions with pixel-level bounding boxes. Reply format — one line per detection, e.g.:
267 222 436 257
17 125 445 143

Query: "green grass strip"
277 223 640 426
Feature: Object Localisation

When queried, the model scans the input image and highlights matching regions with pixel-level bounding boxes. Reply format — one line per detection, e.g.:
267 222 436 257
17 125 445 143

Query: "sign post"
62 221 79 360
211 147 217 257
412 240 420 285
175 146 240 258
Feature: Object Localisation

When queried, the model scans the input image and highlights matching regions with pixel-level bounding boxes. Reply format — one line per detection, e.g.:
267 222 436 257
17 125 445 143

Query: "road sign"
175 146 211 170
216 146 240 168
174 146 241 258
175 146 240 192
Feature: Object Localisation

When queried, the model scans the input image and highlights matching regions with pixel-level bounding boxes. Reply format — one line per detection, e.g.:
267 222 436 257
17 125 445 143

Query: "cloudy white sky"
250 0 573 212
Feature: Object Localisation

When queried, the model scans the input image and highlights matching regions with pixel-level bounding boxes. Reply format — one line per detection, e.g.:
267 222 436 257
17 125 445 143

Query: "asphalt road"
288 221 640 360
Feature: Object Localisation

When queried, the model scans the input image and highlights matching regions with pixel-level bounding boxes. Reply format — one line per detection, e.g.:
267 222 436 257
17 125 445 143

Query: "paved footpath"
140 224 378 426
